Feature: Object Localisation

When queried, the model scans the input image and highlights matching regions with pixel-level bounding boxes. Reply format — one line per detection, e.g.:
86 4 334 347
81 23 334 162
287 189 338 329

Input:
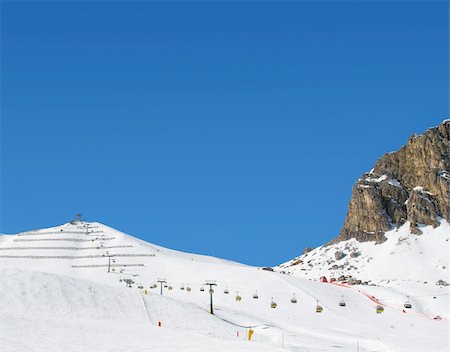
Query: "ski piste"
0 220 448 352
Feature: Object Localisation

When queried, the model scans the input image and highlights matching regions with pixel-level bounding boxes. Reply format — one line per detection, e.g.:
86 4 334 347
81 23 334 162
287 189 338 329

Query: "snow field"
1 221 449 351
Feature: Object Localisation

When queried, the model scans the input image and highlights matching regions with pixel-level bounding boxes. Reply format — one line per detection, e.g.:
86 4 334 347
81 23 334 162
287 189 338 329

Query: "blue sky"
1 2 448 266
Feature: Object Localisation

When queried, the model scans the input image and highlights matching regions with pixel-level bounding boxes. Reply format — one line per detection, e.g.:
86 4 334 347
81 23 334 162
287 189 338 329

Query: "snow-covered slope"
279 220 450 284
1 221 449 352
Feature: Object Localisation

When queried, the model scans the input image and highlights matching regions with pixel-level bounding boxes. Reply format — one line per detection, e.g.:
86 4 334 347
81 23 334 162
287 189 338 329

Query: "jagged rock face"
336 120 450 243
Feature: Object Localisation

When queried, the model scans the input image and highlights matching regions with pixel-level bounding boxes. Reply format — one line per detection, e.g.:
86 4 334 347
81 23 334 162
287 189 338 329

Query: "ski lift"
339 295 346 307
200 286 205 292
316 300 323 313
404 296 412 309
138 285 144 289
253 290 259 299
291 294 297 304
186 286 192 292
376 305 384 314
224 286 229 294
270 297 277 309
235 292 242 302
180 285 185 291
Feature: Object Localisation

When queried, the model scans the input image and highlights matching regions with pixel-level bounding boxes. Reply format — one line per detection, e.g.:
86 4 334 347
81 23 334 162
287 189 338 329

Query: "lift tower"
205 280 217 315
157 279 167 295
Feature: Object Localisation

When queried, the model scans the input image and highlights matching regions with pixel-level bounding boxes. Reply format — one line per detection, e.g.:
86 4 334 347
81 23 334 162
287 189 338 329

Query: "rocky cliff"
335 120 450 243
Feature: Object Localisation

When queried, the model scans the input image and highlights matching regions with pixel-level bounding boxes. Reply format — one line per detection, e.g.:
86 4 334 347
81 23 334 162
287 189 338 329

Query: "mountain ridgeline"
335 120 449 243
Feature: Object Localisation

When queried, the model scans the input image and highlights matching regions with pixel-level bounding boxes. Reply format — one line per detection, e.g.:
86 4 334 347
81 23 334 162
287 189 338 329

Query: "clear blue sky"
1 1 448 266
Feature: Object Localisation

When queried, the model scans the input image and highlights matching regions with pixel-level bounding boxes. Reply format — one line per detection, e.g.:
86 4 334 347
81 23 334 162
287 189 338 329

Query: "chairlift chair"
168 285 173 290
180 285 185 291
404 296 412 309
224 286 229 294
339 295 346 307
253 290 259 299
186 286 192 292
316 300 323 313
235 292 242 302
270 297 277 309
200 286 205 292
291 294 297 304
376 305 384 314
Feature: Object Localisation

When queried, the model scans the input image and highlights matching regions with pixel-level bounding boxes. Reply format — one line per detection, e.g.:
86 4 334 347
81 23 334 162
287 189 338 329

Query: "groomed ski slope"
0 221 448 352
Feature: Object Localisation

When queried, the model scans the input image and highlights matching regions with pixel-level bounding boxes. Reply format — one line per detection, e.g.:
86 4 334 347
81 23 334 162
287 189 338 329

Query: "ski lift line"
132 275 450 305
156 278 450 306
275 274 323 305
325 282 450 300
331 282 450 323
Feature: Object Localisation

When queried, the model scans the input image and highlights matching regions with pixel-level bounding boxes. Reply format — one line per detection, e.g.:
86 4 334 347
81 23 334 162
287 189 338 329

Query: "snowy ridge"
1 221 449 352
279 221 450 283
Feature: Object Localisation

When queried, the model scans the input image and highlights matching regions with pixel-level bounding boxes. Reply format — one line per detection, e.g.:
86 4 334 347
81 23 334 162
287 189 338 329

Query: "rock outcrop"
335 120 450 243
